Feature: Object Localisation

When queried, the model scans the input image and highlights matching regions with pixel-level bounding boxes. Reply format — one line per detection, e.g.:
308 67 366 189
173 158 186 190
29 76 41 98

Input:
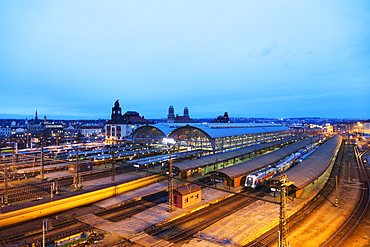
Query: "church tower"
111 100 122 123
184 107 189 118
167 105 175 123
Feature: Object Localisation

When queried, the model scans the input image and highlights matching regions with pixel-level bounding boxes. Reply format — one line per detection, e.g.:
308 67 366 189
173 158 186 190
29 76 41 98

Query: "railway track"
91 177 214 223
245 138 367 247
93 191 168 222
320 143 370 246
245 137 346 246
143 188 269 244
0 165 135 208
0 218 92 246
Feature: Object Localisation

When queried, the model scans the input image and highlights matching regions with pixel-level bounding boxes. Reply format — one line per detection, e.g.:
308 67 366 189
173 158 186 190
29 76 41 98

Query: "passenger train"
245 143 319 188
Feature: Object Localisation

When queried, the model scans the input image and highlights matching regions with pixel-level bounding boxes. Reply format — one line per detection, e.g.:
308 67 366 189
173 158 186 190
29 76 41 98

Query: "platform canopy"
173 134 311 173
208 134 323 180
276 135 342 190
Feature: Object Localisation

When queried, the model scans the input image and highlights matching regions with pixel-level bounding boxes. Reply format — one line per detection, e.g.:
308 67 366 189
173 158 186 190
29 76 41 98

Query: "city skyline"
1 1 369 120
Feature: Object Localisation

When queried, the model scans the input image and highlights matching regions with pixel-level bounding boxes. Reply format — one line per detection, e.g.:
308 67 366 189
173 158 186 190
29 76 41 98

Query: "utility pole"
2 157 8 205
42 219 48 247
42 219 51 247
111 145 115 183
73 147 81 189
40 146 45 180
335 175 339 207
278 174 293 247
167 157 174 212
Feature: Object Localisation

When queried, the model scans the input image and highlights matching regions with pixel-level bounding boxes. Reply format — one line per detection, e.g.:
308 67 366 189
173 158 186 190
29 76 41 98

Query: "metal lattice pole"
111 145 115 183
278 174 289 247
168 157 174 212
73 147 81 189
40 146 44 180
3 157 8 205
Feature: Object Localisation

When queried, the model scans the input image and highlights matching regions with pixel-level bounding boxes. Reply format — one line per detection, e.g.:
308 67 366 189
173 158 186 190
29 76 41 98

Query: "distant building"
27 111 44 135
79 124 103 139
166 105 197 124
334 121 370 135
0 125 10 137
211 112 230 123
43 120 64 137
105 100 153 144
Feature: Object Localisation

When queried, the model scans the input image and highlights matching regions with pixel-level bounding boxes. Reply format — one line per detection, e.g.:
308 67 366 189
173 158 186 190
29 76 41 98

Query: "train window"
246 177 254 187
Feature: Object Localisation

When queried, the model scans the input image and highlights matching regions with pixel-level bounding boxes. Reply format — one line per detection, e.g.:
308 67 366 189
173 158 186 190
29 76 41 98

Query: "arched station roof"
134 125 174 136
175 125 289 139
131 125 171 143
132 123 290 148
209 134 323 180
273 134 342 190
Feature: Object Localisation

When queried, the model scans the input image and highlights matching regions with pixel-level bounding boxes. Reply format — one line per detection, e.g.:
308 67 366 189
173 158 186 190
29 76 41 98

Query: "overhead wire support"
167 156 175 212
2 155 9 205
73 146 81 189
278 174 294 247
40 146 45 180
111 145 116 183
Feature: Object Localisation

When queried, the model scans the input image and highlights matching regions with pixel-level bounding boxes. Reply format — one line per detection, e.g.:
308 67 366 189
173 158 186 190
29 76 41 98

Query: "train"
245 143 319 188
0 174 165 228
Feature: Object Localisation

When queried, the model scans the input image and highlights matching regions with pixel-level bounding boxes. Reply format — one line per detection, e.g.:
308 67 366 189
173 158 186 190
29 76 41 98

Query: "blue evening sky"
0 1 369 120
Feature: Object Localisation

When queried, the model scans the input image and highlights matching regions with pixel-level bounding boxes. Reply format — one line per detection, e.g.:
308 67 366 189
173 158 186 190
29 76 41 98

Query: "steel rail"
320 145 370 246
144 189 267 243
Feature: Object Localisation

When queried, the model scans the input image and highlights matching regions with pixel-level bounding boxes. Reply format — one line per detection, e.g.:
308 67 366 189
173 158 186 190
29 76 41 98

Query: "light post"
26 133 32 148
42 219 51 247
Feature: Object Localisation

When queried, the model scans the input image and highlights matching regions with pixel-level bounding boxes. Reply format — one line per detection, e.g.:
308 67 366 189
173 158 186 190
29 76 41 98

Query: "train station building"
105 100 153 144
132 122 291 151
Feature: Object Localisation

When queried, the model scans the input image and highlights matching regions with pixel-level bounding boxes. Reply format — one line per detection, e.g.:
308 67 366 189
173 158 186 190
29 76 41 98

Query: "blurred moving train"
245 143 319 188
